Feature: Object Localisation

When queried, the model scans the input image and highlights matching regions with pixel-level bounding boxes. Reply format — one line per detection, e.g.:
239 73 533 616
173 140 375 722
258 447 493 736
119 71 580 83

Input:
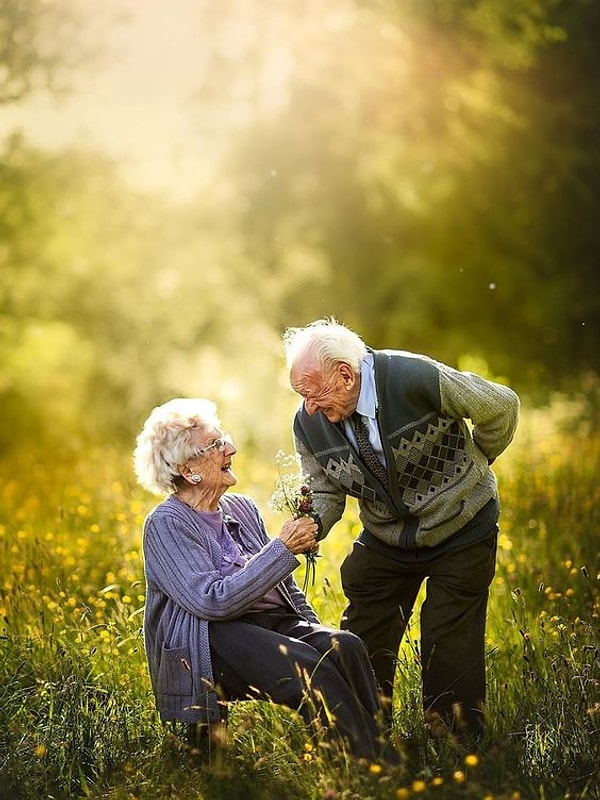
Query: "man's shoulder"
374 348 437 365
373 349 441 382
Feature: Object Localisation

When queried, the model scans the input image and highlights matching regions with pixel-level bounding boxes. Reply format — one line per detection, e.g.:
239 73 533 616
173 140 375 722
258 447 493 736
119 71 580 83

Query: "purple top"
195 509 286 611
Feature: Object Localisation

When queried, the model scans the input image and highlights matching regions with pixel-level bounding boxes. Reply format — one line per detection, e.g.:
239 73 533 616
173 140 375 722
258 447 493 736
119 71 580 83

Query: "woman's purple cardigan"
142 492 320 723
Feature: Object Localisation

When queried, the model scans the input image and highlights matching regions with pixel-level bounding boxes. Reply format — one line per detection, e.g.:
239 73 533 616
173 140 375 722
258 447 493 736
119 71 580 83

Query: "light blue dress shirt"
342 352 387 465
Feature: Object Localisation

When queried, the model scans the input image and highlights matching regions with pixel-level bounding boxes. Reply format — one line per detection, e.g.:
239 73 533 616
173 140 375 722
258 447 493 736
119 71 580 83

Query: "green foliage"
1 0 600 443
185 0 600 386
0 135 296 450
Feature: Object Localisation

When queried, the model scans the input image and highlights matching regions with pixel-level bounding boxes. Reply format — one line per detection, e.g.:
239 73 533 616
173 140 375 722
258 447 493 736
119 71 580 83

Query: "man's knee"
340 544 364 592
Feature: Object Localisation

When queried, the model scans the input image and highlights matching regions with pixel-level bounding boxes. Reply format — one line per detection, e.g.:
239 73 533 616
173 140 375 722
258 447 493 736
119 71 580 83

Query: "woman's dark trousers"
208 609 383 760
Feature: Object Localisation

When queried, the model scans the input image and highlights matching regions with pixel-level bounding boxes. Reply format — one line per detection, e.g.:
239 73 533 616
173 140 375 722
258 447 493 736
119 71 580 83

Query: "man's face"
290 356 360 423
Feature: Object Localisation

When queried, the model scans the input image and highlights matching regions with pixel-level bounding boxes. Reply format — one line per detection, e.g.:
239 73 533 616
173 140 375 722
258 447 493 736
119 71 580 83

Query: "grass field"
1 393 599 800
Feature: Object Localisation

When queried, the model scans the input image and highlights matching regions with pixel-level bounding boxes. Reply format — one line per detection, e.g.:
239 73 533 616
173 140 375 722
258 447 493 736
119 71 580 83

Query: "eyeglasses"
192 433 233 457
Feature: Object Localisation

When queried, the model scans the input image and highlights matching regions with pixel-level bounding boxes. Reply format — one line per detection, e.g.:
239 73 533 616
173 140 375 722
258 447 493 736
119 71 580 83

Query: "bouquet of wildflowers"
270 451 320 594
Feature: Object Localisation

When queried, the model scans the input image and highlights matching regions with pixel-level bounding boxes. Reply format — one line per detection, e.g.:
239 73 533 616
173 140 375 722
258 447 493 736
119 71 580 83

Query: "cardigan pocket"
157 643 194 703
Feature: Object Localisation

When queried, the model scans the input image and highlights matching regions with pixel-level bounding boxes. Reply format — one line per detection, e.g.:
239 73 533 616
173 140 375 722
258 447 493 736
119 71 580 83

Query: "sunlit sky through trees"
2 0 223 196
3 0 388 199
1 1 459 199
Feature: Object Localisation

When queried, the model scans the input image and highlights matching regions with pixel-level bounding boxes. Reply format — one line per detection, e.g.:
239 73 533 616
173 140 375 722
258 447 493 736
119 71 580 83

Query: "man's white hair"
282 318 367 373
133 397 220 495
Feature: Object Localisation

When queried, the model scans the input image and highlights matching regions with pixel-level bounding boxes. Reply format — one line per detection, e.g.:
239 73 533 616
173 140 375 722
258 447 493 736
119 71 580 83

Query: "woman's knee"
323 629 373 673
331 629 369 656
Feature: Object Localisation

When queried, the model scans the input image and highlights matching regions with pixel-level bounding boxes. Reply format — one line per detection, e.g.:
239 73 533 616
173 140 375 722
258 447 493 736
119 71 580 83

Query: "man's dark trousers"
340 531 498 739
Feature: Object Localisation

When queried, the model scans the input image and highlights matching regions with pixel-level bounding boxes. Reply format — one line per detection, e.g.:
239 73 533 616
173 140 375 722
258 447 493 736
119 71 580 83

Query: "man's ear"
338 361 358 388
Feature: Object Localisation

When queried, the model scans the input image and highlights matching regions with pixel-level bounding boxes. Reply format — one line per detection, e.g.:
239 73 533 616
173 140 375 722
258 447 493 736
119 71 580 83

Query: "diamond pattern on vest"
324 454 378 502
391 417 468 507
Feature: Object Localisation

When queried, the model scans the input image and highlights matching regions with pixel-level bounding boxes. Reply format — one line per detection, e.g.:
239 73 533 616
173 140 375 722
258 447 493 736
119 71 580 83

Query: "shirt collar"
356 352 377 419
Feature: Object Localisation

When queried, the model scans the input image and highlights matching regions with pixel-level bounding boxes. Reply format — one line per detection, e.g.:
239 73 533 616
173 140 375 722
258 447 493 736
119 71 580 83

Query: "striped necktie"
351 412 389 488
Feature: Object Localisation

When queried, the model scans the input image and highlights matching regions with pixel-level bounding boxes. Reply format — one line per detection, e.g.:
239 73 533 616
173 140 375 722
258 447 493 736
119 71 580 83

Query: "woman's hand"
279 516 319 555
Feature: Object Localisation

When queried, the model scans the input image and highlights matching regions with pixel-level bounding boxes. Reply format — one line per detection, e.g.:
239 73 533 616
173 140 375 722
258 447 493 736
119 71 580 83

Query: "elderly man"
282 318 520 741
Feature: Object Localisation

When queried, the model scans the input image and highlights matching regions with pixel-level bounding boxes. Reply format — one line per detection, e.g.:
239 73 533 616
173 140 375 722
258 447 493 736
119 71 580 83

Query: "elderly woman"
133 397 386 761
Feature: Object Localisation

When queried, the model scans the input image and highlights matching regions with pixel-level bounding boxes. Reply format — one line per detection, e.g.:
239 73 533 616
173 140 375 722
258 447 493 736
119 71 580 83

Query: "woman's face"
187 426 238 497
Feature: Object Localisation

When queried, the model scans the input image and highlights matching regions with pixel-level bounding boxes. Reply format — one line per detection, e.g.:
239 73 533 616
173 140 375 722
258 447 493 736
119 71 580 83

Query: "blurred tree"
2 0 598 453
418 0 600 388
0 138 175 445
186 0 599 390
0 0 105 103
0 135 297 451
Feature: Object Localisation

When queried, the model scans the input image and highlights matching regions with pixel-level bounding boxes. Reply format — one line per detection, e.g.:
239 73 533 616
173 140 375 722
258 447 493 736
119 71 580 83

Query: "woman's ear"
178 463 192 480
179 465 203 485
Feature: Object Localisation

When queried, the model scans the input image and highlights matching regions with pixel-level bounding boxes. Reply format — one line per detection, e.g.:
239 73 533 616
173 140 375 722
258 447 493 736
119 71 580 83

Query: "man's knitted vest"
293 349 498 549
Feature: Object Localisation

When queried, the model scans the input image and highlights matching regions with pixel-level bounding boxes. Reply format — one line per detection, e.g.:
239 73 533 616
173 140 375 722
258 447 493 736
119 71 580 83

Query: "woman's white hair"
282 318 367 374
133 397 220 495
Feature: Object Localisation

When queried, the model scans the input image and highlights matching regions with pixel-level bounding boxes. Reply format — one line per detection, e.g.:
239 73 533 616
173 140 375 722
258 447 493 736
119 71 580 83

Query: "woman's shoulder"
147 494 180 513
220 492 259 516
145 495 192 526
